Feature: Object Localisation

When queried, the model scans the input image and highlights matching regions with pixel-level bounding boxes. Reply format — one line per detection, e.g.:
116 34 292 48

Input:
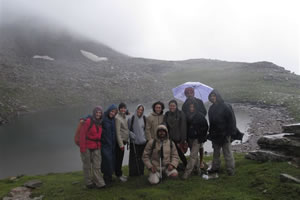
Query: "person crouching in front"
142 124 179 184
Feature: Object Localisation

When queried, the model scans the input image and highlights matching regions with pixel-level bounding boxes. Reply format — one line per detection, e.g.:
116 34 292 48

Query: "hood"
156 124 169 139
135 104 145 117
105 104 118 117
208 89 224 104
152 101 165 115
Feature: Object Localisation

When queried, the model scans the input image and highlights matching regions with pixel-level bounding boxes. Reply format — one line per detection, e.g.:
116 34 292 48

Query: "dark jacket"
186 112 208 143
207 90 235 144
182 97 207 116
163 109 187 143
101 104 117 176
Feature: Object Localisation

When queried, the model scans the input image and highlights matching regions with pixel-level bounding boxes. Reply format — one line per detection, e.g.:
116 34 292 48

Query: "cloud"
1 0 299 74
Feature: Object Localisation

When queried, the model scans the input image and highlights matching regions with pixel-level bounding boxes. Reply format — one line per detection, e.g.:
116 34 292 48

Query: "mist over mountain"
1 13 299 124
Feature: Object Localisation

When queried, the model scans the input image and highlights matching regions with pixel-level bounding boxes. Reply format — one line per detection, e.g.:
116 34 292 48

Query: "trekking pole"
159 141 163 182
131 138 141 176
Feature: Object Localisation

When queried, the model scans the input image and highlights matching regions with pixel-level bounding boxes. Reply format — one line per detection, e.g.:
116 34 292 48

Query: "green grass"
1 154 299 200
165 64 300 120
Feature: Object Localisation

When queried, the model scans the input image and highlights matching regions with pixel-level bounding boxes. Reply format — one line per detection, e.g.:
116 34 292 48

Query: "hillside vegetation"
165 60 300 120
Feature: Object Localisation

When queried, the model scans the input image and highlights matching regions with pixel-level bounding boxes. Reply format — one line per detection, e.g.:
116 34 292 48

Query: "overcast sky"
2 0 299 74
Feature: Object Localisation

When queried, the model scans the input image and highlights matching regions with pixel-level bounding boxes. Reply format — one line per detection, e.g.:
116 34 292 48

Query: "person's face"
185 90 194 98
95 111 102 119
119 107 126 114
210 94 217 104
158 129 166 139
169 103 177 112
109 109 117 118
154 104 162 114
189 104 195 113
137 106 144 117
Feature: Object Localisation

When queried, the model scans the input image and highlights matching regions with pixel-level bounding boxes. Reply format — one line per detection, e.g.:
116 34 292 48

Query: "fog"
1 0 299 74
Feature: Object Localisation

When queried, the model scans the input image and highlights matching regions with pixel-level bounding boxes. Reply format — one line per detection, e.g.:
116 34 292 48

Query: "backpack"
74 115 92 146
129 115 146 132
225 103 244 141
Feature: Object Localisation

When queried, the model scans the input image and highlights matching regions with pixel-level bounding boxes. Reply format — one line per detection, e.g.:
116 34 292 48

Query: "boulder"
245 150 292 162
24 180 43 189
282 123 300 135
280 173 300 184
257 133 300 157
3 187 32 200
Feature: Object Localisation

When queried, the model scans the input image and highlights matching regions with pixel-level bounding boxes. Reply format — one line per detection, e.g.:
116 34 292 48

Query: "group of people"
76 88 237 188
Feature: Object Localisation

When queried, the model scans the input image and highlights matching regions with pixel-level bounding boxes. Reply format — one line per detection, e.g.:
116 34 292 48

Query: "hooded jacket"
79 107 103 153
208 90 235 144
115 110 129 148
182 97 207 116
128 104 147 145
101 104 117 148
145 102 165 141
163 107 187 143
142 125 179 169
186 110 208 143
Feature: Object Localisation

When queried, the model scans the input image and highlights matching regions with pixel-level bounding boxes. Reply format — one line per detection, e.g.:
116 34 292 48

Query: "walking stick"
160 141 163 182
131 138 141 176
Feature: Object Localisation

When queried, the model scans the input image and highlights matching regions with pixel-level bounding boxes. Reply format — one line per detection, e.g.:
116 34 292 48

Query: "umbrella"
172 82 213 103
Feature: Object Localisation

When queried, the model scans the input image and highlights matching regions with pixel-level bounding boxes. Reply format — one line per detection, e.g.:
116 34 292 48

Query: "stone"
245 150 292 162
24 180 43 189
282 123 300 135
280 173 300 184
257 133 300 157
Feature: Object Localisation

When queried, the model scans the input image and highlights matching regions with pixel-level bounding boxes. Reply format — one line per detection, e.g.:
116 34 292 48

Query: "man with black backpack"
143 124 179 184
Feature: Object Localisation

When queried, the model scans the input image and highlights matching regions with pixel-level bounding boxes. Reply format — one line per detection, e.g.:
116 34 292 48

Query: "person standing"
163 100 187 168
142 124 179 184
101 104 118 185
145 101 165 141
114 103 129 182
182 102 208 179
182 87 207 169
182 87 207 116
80 106 106 189
207 90 235 176
128 104 147 176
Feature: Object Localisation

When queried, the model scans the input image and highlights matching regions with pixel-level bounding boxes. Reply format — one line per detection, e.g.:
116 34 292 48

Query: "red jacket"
80 118 102 153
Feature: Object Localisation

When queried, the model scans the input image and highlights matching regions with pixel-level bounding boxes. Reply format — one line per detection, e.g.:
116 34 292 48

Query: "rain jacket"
208 90 235 144
182 97 207 116
128 104 147 145
142 125 179 169
79 118 102 153
146 112 164 141
163 109 187 143
115 112 129 148
186 111 209 143
101 104 117 176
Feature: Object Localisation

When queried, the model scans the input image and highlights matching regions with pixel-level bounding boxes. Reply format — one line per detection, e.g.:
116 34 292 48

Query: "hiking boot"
182 173 189 180
227 171 235 176
95 185 106 189
119 175 128 182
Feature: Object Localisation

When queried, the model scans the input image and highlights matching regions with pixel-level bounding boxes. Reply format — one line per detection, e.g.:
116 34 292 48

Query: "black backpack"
129 115 146 132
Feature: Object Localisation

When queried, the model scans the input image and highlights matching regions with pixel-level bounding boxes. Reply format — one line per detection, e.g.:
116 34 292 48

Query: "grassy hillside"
165 60 300 120
1 154 299 200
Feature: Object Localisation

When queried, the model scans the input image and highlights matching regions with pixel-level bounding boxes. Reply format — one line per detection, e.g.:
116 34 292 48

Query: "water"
0 105 251 179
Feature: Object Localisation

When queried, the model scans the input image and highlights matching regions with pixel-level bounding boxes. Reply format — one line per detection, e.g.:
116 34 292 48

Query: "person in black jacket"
163 100 187 168
182 87 207 169
207 90 235 176
182 101 208 179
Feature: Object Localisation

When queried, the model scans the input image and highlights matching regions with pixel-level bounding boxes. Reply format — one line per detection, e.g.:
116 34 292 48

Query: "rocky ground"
232 103 295 153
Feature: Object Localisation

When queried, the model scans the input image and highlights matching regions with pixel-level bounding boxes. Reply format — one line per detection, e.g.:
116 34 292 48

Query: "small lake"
0 105 251 179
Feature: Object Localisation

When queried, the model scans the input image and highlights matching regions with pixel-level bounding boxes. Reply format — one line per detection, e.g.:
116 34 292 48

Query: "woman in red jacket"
80 106 106 189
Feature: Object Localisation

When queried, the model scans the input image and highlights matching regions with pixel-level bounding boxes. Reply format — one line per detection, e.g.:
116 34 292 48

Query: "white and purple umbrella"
172 82 213 103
